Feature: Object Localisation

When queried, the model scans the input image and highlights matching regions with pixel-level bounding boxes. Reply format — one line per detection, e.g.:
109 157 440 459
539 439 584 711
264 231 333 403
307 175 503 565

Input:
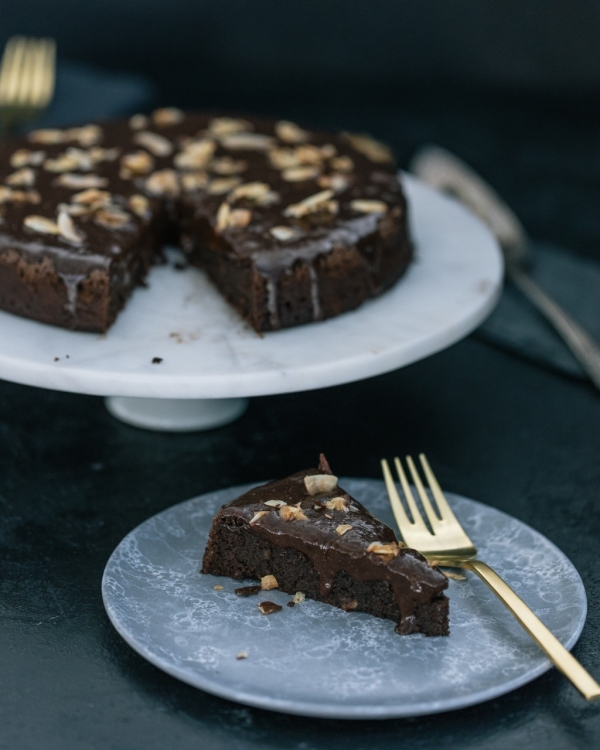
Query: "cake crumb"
152 357 163 364
287 601 295 608
234 585 261 597
54 357 59 361
258 601 282 615
236 651 248 660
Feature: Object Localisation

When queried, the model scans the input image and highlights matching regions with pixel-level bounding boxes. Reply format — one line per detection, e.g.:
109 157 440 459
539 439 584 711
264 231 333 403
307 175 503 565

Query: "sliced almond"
336 524 353 536
215 202 231 233
350 199 388 214
152 107 185 127
128 194 151 218
318 174 350 193
180 171 209 192
294 145 324 165
207 177 242 196
120 150 155 177
330 155 354 172
263 500 287 508
227 208 252 229
5 168 35 187
129 113 149 130
54 173 109 189
219 132 275 151
95 207 131 229
10 149 46 168
279 505 308 521
320 144 337 159
28 129 65 144
57 210 85 243
133 131 173 157
23 215 60 234
260 575 279 591
282 166 320 182
366 541 399 558
344 133 394 164
67 125 103 147
268 148 301 170
284 190 334 218
249 510 269 525
72 189 111 206
304 474 338 495
145 169 180 197
43 154 81 173
6 189 40 204
210 157 247 175
228 181 271 202
275 120 309 144
207 117 253 137
324 497 348 512
89 146 120 163
174 139 216 170
236 651 248 660
269 225 302 242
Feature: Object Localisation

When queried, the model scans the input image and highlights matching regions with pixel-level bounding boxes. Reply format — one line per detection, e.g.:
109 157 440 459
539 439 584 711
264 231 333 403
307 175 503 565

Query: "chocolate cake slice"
0 111 411 332
202 456 449 636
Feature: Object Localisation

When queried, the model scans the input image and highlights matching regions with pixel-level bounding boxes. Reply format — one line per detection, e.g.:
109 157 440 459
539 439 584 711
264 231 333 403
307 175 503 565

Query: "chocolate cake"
202 456 449 636
0 110 411 332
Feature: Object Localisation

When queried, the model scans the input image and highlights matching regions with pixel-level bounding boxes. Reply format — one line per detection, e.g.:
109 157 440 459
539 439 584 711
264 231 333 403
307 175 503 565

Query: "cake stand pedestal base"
104 396 249 432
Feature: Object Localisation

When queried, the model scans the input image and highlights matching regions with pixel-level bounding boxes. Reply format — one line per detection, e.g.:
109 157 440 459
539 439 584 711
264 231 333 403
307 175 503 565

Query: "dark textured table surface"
2 81 600 747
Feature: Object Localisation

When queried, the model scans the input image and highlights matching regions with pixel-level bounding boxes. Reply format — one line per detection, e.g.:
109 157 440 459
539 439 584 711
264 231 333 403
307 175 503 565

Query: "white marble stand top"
0 175 503 399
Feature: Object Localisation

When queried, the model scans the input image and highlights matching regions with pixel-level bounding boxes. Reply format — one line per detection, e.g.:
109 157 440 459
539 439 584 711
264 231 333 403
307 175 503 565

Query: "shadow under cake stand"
0 175 503 431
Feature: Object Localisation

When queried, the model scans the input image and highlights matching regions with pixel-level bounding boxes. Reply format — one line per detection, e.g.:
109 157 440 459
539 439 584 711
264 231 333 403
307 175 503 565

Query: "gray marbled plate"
102 479 587 719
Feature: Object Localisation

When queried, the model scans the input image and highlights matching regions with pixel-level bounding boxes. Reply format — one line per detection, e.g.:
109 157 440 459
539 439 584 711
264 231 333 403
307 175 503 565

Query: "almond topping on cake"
23 215 60 235
249 511 269 525
335 524 353 536
324 497 348 511
133 131 173 157
366 541 400 558
275 120 310 144
350 199 388 214
344 133 394 164
304 474 338 495
279 505 308 521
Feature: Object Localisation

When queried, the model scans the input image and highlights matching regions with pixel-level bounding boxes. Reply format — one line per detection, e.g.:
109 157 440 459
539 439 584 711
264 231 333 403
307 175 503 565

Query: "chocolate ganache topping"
0 110 411 332
212 455 448 634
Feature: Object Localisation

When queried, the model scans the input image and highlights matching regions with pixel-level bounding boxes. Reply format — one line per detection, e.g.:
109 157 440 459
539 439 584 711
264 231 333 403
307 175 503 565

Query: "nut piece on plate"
260 574 279 591
304 474 338 496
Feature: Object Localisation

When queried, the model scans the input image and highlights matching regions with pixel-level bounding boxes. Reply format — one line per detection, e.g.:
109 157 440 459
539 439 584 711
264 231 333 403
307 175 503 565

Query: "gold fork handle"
462 559 600 700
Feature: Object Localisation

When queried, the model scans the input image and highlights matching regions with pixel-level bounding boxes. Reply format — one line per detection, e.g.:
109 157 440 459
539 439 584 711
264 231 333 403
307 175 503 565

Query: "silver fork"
381 453 600 700
0 35 56 135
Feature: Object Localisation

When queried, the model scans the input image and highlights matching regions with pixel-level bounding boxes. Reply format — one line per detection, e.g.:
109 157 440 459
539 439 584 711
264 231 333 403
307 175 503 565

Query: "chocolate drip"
219 466 448 631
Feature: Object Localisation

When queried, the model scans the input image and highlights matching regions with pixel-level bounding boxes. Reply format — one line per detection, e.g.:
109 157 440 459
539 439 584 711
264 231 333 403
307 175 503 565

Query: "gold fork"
381 453 600 700
0 35 56 135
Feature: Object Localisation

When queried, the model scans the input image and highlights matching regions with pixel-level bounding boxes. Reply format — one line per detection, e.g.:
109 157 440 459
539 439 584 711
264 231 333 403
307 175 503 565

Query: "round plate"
0 175 502 398
102 478 586 719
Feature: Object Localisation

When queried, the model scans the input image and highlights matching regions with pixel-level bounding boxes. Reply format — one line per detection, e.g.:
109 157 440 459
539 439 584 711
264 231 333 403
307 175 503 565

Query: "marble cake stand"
0 175 503 431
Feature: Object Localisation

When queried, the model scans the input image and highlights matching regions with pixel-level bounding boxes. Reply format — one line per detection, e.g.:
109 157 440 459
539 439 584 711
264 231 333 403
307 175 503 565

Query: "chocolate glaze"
0 111 410 331
212 458 448 634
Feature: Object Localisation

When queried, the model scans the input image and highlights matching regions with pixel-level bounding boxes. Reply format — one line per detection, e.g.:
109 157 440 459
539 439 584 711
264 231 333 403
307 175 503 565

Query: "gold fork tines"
381 453 600 701
0 35 56 133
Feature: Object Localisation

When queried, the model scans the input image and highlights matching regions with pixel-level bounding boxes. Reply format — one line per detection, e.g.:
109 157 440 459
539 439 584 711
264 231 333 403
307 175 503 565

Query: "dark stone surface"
1 335 599 749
